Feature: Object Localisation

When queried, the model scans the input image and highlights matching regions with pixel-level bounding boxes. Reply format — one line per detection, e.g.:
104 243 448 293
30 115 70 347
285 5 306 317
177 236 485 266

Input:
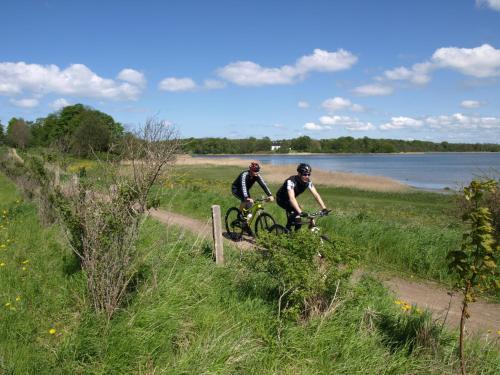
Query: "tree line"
182 135 500 154
0 104 124 156
1 104 499 155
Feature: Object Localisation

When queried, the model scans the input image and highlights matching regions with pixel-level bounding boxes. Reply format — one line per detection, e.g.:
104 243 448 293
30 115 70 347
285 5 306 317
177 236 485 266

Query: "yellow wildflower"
21 260 29 264
402 303 411 311
0 262 5 267
21 266 27 271
394 300 404 305
5 302 11 307
0 244 6 248
49 328 56 335
15 296 21 302
497 330 500 335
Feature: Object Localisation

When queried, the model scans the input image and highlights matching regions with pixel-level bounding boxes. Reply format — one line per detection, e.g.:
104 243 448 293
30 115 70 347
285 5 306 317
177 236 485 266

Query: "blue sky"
1 0 500 143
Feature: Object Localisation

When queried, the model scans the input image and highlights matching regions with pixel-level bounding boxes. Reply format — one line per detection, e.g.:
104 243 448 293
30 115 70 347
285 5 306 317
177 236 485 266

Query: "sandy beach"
176 155 411 192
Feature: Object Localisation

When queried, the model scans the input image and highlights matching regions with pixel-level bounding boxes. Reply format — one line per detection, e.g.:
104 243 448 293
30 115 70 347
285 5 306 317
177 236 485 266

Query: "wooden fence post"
54 166 60 187
211 205 224 265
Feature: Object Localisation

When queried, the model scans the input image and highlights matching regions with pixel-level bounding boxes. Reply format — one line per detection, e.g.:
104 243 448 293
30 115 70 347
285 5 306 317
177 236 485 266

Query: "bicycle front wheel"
268 223 288 236
254 212 276 238
225 207 244 240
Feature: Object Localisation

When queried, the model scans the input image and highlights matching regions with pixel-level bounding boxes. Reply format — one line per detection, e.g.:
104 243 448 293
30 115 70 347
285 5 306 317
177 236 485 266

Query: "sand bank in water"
176 155 411 192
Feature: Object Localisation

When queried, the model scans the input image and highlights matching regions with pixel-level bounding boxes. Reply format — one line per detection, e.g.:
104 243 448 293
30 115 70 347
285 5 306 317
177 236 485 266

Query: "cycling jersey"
276 175 314 230
231 170 272 201
276 175 313 206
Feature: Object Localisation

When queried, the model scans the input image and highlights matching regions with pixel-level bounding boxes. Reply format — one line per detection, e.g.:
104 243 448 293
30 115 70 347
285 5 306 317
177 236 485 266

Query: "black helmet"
249 162 261 172
297 163 311 175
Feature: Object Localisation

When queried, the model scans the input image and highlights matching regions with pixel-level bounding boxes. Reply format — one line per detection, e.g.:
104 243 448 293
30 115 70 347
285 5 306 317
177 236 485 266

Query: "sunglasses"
301 173 311 176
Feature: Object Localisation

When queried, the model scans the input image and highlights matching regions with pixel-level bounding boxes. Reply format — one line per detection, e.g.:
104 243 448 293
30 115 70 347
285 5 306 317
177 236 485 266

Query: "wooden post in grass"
211 205 224 265
54 166 60 187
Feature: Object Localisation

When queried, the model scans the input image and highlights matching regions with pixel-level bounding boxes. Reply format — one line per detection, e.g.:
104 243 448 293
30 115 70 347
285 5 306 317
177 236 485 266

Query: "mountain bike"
225 197 276 240
267 209 332 243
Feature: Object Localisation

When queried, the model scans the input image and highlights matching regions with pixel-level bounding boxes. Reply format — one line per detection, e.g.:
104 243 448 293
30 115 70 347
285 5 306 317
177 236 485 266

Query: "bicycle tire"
267 223 288 235
225 207 244 240
254 212 276 238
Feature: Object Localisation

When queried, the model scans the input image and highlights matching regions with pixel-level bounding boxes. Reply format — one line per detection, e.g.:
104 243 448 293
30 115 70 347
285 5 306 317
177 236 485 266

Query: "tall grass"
157 165 464 285
1 170 499 374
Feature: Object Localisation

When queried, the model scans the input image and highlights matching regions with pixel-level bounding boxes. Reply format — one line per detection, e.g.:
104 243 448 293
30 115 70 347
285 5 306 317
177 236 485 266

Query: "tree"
448 180 499 375
70 111 112 156
0 122 5 144
26 103 124 154
291 136 313 152
7 118 31 148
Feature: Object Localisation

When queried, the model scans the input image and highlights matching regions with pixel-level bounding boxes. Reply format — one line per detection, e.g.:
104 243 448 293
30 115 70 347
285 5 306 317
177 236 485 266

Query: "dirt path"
149 208 500 337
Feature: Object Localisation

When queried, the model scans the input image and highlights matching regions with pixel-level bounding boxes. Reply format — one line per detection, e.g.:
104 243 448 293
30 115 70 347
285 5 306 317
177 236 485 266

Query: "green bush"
249 230 359 321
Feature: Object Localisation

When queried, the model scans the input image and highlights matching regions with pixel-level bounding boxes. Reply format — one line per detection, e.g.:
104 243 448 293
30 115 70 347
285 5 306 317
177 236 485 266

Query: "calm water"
199 153 500 190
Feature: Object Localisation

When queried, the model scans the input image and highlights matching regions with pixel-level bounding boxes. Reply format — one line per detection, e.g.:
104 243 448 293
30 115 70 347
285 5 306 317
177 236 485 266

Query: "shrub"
250 230 358 321
52 118 180 320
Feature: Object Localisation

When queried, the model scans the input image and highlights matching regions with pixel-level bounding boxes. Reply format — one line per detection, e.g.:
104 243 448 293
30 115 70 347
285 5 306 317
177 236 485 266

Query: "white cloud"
319 115 374 131
425 113 500 129
295 48 358 74
476 0 500 11
364 43 500 95
217 61 297 86
117 68 146 87
352 83 393 96
431 44 500 78
50 98 70 110
383 62 434 85
322 96 365 112
303 122 328 131
203 79 226 90
298 100 309 108
460 100 481 109
0 62 143 100
380 116 424 130
217 48 357 86
322 97 350 111
9 97 39 108
273 123 285 128
158 77 197 92
377 113 500 132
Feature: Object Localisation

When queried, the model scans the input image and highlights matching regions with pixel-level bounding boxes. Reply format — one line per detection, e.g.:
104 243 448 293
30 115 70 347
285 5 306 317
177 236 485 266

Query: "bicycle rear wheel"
225 207 244 240
254 212 276 237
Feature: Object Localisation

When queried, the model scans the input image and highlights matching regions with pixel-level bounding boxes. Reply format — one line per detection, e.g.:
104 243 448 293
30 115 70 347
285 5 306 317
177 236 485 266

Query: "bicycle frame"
242 198 267 226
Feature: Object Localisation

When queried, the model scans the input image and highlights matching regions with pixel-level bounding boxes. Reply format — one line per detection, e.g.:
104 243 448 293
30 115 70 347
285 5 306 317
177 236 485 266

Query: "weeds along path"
149 209 254 251
150 208 500 336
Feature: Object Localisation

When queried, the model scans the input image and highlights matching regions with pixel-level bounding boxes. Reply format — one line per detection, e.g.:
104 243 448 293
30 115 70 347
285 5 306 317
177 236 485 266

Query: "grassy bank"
1 171 499 373
158 164 464 287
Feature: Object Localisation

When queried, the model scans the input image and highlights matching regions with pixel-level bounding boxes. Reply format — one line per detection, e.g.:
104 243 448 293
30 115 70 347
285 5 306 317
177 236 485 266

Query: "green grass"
157 165 464 286
1 171 499 373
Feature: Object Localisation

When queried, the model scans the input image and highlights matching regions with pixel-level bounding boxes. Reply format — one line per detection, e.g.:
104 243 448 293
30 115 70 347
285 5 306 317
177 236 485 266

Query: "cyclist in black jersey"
231 162 274 215
276 163 328 231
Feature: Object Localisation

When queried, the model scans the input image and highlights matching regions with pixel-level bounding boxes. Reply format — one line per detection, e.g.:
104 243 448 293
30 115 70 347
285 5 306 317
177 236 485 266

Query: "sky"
1 0 500 143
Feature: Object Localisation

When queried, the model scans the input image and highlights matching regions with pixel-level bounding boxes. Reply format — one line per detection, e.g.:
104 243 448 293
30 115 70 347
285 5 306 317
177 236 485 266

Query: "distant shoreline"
191 151 500 156
177 155 412 193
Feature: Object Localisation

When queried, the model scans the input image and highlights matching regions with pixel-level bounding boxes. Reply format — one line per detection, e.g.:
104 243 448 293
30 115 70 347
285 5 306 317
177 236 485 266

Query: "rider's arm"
257 175 273 198
310 185 327 210
240 171 250 200
287 188 302 214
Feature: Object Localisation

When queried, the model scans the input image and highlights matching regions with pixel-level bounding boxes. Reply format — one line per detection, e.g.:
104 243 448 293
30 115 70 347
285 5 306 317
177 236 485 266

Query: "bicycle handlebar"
253 196 273 203
302 209 332 218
